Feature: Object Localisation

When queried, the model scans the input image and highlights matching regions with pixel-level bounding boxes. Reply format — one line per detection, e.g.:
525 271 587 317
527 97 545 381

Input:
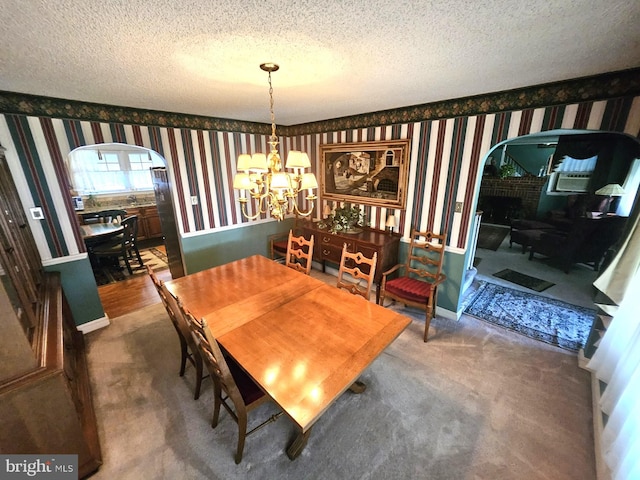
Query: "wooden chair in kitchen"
336 243 378 300
147 265 206 400
91 215 143 274
179 303 282 464
285 230 315 275
378 229 447 342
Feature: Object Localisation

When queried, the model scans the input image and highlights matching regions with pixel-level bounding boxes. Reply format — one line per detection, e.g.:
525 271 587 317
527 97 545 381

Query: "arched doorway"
468 129 640 309
67 143 185 281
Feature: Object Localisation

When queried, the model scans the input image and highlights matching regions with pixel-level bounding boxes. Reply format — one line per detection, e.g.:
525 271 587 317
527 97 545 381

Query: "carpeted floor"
84 296 596 480
464 281 596 351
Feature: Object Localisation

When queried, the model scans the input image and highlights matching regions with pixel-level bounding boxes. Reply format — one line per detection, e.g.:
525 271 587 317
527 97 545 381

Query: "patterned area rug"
464 281 596 351
93 246 168 286
492 268 555 292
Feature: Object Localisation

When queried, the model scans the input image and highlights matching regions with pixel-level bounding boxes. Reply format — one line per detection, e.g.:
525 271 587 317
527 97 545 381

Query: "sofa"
528 215 626 273
508 194 626 273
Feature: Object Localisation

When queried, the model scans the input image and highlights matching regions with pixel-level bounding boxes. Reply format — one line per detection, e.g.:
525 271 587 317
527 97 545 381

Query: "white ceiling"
2 0 639 126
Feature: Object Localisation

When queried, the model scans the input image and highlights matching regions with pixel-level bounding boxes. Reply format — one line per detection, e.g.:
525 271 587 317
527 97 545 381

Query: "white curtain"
587 216 640 479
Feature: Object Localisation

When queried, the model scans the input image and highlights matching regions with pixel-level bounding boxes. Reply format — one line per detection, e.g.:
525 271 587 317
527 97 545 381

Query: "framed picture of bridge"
320 139 411 209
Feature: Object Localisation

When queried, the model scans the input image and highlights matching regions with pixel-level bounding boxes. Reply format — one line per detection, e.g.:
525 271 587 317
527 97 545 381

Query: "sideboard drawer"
318 243 342 263
355 243 377 260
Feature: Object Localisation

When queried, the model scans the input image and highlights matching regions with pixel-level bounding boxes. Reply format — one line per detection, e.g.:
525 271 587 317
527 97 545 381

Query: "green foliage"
499 164 516 179
318 203 366 234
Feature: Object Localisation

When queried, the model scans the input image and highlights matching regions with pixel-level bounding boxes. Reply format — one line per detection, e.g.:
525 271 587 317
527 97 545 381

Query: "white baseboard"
590 370 611 480
77 315 111 334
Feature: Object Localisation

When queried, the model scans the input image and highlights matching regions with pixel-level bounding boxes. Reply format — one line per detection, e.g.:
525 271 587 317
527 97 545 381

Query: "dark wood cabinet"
0 148 101 478
301 220 400 302
125 205 162 241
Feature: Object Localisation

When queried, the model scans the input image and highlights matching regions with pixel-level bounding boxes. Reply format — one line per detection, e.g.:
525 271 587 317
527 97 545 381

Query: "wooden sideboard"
0 273 102 478
300 220 400 302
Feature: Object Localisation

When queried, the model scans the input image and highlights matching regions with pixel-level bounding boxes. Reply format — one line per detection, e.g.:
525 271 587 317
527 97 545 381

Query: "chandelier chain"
268 71 277 142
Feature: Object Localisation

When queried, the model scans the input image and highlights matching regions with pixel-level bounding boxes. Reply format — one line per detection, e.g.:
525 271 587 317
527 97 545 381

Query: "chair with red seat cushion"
378 229 446 342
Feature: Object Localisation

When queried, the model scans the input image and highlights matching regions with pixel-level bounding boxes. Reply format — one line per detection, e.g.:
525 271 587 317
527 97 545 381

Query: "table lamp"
385 214 396 232
595 183 625 216
322 203 332 219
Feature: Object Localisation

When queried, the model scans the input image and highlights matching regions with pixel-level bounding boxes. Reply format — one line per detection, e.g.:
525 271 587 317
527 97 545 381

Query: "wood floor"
97 259 172 319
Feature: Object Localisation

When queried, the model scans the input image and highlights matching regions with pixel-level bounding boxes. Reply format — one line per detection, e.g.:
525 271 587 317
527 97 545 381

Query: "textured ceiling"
2 0 639 126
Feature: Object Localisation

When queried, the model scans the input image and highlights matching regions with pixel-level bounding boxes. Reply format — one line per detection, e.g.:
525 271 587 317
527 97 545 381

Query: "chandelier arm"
239 201 264 221
292 201 315 218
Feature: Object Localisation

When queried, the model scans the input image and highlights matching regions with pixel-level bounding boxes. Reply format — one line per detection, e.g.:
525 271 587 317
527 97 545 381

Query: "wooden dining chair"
92 215 143 274
285 229 315 275
269 218 303 262
179 304 282 464
147 265 206 400
336 243 378 300
378 229 447 342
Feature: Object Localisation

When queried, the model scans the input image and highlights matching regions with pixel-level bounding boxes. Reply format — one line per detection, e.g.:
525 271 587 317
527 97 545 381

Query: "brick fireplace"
479 175 547 224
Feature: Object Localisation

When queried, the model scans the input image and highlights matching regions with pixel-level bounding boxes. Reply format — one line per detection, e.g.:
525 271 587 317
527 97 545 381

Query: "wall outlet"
191 196 198 205
455 202 463 213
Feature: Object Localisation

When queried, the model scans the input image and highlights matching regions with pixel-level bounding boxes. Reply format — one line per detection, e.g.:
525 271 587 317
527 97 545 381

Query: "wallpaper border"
1 67 639 135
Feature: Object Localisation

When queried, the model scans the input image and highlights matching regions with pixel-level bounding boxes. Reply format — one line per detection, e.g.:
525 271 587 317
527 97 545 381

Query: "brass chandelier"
233 63 317 221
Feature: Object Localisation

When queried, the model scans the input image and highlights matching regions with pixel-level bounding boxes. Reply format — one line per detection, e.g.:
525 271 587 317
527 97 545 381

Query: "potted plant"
499 164 516 179
319 203 366 234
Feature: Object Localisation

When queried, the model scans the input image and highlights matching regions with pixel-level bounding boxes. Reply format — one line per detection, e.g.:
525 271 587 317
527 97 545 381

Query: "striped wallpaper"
1 95 639 262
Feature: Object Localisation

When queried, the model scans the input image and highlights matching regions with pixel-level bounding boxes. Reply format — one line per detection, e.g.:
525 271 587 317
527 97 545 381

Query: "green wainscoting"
44 256 105 326
181 219 294 274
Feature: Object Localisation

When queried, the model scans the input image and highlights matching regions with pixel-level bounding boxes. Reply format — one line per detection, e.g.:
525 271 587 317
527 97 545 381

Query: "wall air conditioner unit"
555 173 591 192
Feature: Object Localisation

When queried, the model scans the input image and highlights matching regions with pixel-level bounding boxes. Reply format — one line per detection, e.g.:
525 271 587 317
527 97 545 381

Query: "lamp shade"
300 172 318 190
270 172 291 190
232 173 252 190
237 154 253 172
248 153 268 172
385 215 396 228
595 183 625 196
285 150 311 169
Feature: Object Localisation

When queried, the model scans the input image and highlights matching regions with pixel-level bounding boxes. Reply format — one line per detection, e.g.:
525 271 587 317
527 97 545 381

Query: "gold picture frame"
320 140 411 209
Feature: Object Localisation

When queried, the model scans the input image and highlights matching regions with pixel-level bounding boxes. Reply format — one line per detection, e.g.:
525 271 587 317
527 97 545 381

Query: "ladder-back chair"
179 304 282 464
91 215 143 274
285 230 315 275
336 243 378 300
147 265 206 400
378 229 447 342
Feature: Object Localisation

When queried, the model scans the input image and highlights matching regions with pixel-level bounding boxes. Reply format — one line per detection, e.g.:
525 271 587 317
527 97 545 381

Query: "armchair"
378 229 446 342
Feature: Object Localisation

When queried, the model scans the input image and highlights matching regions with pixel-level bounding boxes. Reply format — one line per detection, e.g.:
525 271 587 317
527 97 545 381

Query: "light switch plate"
191 196 198 205
30 207 44 220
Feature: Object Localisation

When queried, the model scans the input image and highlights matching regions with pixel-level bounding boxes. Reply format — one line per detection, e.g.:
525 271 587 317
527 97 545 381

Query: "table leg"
286 428 312 460
349 380 367 394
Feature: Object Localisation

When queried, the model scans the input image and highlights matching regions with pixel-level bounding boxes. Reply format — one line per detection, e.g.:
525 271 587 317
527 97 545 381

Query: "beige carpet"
84 299 596 480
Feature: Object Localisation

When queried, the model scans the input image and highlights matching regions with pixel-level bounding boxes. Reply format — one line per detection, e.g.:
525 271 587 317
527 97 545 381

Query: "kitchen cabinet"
125 205 162 241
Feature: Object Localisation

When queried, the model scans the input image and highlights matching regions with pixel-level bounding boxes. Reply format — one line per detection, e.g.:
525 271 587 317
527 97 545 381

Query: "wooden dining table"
80 222 123 241
164 254 411 460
